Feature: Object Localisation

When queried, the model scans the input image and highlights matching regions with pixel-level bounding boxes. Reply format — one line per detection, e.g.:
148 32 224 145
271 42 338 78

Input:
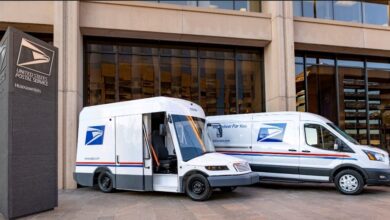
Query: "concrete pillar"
262 1 296 112
53 1 83 189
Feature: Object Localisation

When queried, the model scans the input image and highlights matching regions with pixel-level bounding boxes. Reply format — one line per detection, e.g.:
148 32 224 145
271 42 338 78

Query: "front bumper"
365 168 390 185
207 172 259 187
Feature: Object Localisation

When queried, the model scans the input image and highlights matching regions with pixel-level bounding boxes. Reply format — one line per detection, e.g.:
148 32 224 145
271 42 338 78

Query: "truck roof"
206 111 332 124
80 97 205 120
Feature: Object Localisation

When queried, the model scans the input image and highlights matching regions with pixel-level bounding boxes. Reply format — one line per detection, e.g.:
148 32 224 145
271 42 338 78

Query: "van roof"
80 97 205 120
207 111 332 124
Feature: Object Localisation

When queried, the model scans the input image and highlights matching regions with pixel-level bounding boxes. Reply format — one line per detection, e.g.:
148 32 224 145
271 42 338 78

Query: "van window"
304 124 350 152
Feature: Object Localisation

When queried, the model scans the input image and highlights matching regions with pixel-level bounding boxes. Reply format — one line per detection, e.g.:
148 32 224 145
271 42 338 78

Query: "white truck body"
74 97 257 200
206 112 390 194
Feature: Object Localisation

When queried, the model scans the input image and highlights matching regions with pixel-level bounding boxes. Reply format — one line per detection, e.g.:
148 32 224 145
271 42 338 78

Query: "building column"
262 1 296 111
53 1 83 189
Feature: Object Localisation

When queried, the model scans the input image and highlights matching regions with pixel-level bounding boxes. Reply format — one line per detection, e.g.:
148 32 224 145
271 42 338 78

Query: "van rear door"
115 114 145 190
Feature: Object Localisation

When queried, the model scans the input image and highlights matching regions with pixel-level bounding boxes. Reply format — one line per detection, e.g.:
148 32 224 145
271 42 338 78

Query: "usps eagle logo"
16 38 54 76
85 126 105 145
257 123 287 142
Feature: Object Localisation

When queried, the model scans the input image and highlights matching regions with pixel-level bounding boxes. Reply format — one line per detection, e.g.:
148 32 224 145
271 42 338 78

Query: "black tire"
185 174 213 201
220 186 237 192
334 169 364 195
98 171 114 193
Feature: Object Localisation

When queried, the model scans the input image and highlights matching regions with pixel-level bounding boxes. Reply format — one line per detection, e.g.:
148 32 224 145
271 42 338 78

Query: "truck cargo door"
115 114 144 190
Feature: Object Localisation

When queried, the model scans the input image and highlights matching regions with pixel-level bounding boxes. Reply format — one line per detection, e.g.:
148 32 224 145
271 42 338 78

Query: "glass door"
367 68 390 151
338 63 368 145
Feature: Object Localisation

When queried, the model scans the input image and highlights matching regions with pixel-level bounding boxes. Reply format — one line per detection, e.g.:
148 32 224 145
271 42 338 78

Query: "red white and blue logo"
257 123 287 142
85 126 105 145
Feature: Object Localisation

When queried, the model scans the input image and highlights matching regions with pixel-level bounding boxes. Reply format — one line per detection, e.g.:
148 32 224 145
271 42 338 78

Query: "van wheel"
220 186 237 192
186 174 213 201
335 169 364 195
98 171 114 193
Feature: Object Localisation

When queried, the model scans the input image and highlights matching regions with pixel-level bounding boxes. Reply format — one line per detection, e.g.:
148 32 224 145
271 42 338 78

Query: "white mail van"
74 97 257 201
206 112 390 195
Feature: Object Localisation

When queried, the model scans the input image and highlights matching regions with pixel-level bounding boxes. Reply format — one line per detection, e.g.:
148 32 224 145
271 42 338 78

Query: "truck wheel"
335 169 364 195
98 171 114 193
186 174 213 201
220 186 237 192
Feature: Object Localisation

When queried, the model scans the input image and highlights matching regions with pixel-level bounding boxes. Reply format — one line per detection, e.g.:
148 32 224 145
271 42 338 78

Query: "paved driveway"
2 183 390 220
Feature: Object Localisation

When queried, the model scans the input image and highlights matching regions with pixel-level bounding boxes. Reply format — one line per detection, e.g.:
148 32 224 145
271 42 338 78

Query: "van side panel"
75 117 116 185
207 120 253 162
115 114 145 190
250 120 300 179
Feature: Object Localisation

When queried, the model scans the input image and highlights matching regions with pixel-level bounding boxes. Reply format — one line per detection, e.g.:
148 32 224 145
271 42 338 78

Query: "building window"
363 0 389 25
85 38 264 116
334 1 362 23
294 0 390 26
295 52 390 152
145 0 262 12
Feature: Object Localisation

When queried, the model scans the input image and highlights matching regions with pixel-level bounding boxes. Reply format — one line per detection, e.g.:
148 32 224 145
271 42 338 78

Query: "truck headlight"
363 150 385 162
205 166 229 171
233 162 251 172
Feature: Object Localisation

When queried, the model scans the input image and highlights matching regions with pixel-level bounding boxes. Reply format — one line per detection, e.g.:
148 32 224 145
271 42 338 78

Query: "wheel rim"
101 175 111 190
339 174 359 192
191 179 205 195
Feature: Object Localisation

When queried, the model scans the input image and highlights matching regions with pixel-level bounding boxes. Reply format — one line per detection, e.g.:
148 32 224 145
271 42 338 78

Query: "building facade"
0 0 389 189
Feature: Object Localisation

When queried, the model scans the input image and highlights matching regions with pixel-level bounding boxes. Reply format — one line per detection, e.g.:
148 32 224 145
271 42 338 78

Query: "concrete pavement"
2 183 390 220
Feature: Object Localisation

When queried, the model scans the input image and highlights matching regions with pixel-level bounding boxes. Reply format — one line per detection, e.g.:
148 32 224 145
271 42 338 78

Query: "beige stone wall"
294 17 390 57
53 1 83 190
262 1 296 112
2 0 390 189
80 1 272 47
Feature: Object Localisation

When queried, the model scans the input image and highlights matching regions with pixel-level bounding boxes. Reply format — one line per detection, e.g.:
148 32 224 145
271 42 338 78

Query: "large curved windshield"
172 114 215 161
327 123 360 145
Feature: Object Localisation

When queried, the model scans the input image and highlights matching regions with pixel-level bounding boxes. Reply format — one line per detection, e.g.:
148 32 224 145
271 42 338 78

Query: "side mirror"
159 124 167 136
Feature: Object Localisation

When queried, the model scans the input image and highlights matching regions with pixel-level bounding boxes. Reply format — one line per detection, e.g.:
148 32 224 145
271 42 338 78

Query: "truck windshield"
327 123 360 145
172 114 215 161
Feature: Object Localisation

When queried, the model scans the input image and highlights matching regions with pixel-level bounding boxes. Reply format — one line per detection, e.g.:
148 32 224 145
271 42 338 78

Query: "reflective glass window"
334 1 362 23
198 1 234 10
338 65 367 144
306 64 338 123
87 53 116 104
316 0 333 19
160 55 199 102
86 40 264 116
295 63 305 112
293 0 303 16
363 1 389 26
199 50 236 115
367 61 390 69
234 0 261 12
303 0 315 17
367 68 390 151
295 56 304 63
296 52 390 151
237 56 263 113
159 1 196 6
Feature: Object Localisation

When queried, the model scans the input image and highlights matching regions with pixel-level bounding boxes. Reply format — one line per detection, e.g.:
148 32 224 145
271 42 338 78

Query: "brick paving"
2 183 390 220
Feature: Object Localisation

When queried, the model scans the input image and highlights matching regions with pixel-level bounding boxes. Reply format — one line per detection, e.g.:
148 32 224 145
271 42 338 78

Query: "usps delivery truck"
74 97 257 201
206 112 390 195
